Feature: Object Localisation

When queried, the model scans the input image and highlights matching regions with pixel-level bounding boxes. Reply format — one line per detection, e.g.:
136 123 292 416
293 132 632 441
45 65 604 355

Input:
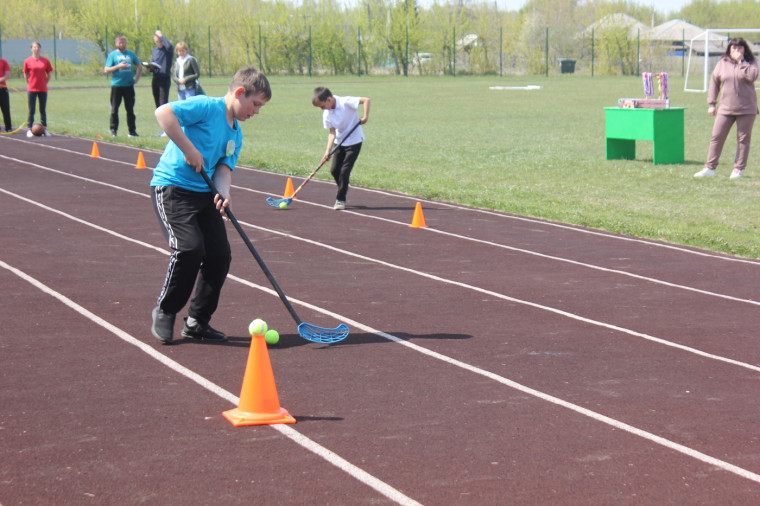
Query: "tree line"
2 0 759 76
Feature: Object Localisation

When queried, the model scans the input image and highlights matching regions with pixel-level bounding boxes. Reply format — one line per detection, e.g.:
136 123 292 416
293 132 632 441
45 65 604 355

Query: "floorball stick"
201 171 349 343
266 121 361 208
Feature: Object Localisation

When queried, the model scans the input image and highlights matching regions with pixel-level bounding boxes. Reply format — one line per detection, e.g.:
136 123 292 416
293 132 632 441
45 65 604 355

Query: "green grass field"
9 73 760 258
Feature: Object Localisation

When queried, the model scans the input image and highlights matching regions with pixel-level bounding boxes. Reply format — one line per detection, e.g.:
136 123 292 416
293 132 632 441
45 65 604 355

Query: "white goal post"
684 28 760 93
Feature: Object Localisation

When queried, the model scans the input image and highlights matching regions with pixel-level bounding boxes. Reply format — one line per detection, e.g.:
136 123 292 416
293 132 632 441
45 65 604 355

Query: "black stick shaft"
290 121 362 199
201 171 303 325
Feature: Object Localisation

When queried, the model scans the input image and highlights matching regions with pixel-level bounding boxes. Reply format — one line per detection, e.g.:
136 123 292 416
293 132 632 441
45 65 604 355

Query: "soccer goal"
684 28 760 92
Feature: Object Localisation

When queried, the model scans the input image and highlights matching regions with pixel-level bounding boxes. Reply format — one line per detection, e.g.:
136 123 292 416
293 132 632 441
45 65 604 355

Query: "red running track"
2 132 760 504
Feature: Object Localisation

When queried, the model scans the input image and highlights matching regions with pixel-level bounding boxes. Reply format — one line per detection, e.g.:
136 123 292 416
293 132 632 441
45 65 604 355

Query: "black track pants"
151 185 231 324
330 142 362 202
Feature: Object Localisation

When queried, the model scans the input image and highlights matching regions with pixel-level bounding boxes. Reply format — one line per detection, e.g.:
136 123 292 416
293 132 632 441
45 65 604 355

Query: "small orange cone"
222 333 296 427
410 202 427 228
135 152 147 169
90 142 100 158
283 177 295 198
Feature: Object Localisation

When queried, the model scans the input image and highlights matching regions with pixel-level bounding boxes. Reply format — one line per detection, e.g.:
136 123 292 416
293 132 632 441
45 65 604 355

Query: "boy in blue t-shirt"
104 35 142 137
150 66 271 344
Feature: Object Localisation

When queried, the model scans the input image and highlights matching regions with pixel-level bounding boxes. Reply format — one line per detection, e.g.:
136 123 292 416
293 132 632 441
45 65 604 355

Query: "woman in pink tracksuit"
694 37 758 180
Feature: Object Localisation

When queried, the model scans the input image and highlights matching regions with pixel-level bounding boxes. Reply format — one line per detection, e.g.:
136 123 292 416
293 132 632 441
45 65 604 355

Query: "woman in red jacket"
22 41 54 136
694 37 758 180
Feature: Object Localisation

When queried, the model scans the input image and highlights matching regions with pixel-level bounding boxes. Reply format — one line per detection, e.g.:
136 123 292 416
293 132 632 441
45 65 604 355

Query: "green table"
605 107 685 164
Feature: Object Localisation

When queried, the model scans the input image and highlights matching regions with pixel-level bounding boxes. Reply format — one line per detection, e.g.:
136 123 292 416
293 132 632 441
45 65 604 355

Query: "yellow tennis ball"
279 201 288 209
264 329 280 345
248 318 268 336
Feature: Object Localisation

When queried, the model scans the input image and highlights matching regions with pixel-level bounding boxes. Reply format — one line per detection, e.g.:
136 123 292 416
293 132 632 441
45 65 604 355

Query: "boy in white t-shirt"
312 87 371 210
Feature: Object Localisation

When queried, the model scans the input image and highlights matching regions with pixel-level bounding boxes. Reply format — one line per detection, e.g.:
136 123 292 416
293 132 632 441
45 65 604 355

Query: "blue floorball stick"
201 170 349 343
266 121 361 208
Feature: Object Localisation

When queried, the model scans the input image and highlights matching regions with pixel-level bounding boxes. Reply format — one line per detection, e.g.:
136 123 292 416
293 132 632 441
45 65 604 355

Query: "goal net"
684 28 760 92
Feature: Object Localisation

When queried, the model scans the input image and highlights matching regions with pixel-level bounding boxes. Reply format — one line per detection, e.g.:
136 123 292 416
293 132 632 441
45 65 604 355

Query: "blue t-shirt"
151 96 243 192
106 49 140 87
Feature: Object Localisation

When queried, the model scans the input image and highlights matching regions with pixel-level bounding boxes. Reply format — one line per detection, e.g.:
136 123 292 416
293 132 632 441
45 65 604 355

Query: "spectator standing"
694 37 759 180
150 31 173 106
104 35 142 137
173 42 202 100
23 41 53 137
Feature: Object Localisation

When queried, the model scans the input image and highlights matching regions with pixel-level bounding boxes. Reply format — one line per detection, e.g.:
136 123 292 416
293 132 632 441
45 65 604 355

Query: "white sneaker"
26 130 33 138
730 169 742 180
43 130 51 137
333 200 346 210
694 167 715 178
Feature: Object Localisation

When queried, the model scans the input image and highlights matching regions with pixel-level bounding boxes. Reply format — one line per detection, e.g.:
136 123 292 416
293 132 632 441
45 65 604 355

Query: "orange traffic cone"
410 202 427 228
90 142 100 158
135 152 147 169
222 333 296 427
283 177 295 198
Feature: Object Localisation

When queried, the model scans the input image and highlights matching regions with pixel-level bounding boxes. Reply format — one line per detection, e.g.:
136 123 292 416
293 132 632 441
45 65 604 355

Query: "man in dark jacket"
149 30 174 110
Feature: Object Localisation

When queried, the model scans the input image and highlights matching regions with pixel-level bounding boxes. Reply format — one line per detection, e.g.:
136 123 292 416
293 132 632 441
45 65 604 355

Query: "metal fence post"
499 26 503 77
53 25 58 80
545 27 548 77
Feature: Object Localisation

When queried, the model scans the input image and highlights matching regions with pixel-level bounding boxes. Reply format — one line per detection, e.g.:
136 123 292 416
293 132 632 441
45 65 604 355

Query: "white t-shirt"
322 95 364 146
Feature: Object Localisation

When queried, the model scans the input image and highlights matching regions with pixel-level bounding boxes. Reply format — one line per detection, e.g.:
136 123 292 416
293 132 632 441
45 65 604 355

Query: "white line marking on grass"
489 85 542 90
0 259 422 506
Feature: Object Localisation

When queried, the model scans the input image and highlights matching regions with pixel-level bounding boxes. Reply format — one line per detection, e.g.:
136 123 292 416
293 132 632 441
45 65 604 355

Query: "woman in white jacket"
172 42 202 100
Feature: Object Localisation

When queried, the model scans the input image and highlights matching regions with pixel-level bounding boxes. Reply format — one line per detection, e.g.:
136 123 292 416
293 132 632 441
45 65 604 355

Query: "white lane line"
0 259 422 506
243 167 760 266
0 154 148 197
5 143 757 266
254 225 760 374
320 205 760 306
3 186 760 376
3 153 757 309
354 323 760 485
0 137 151 168
4 258 760 486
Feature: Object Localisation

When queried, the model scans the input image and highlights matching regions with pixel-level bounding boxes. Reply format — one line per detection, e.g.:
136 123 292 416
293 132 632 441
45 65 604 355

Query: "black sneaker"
111 130 117 137
181 317 228 342
151 306 175 344
128 132 139 138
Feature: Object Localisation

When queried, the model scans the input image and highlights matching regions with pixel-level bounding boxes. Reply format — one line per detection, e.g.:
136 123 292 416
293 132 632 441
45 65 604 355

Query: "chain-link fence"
0 22 709 80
